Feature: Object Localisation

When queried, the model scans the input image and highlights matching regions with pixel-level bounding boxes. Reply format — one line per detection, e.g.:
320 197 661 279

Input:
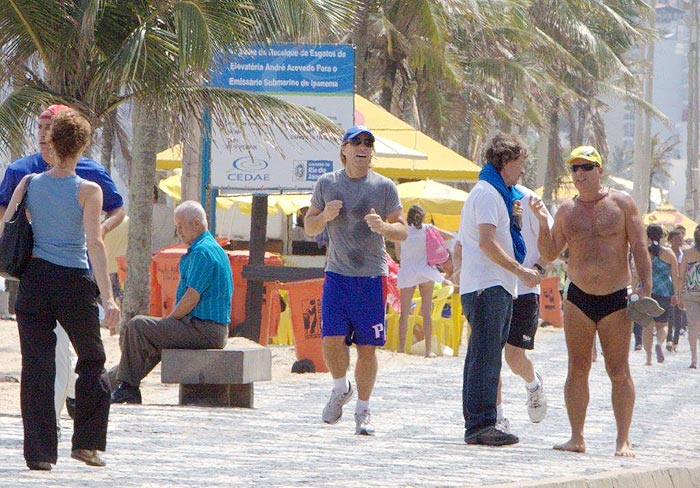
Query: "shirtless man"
530 146 652 457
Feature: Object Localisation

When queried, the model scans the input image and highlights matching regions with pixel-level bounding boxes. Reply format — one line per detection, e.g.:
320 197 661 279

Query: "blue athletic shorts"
322 271 387 346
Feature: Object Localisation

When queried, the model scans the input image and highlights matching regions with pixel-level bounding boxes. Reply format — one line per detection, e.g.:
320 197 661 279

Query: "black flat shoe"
27 461 52 471
464 426 519 446
110 382 142 404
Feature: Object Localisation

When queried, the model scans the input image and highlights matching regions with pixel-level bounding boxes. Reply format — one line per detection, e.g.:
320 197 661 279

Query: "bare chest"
563 200 625 243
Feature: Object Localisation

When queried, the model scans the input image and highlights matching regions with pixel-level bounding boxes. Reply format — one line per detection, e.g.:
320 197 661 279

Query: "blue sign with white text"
211 44 354 94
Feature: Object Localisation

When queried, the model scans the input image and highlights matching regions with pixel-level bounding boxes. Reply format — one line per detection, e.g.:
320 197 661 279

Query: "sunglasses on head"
571 163 598 172
348 137 374 147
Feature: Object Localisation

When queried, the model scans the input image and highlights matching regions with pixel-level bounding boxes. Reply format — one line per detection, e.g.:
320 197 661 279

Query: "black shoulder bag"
0 175 35 279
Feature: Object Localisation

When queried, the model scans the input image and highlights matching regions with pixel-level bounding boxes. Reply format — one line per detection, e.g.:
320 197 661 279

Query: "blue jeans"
462 286 513 436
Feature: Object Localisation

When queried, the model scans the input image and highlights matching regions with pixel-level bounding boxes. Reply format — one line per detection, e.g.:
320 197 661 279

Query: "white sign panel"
209 44 354 191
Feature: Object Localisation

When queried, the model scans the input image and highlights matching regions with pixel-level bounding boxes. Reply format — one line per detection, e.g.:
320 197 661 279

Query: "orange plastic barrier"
539 276 563 328
115 255 127 289
116 255 162 316
284 278 327 373
227 251 284 328
259 281 282 346
146 245 283 344
152 246 187 316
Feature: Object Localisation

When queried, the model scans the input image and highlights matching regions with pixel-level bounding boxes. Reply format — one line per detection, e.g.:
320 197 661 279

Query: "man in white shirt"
457 134 540 446
496 185 553 434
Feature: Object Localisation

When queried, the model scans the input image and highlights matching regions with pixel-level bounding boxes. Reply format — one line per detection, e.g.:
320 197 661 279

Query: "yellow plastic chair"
406 285 454 355
384 306 401 351
270 290 294 345
447 292 470 356
384 286 428 352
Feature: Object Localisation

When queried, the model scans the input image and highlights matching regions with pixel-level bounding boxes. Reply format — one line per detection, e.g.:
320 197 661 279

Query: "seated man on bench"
110 200 233 404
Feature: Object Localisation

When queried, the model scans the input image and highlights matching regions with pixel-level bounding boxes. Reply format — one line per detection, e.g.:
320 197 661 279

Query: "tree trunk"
181 113 202 203
590 108 609 164
354 0 372 97
688 0 700 220
542 98 561 207
100 112 115 174
632 2 655 214
500 87 514 133
121 100 162 328
380 58 398 112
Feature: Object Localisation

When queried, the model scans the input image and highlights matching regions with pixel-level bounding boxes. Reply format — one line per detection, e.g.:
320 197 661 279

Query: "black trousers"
16 258 110 464
666 305 687 345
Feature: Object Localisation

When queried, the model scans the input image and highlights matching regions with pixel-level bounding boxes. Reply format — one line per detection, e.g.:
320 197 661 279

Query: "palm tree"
0 0 358 325
348 0 465 144
649 132 679 208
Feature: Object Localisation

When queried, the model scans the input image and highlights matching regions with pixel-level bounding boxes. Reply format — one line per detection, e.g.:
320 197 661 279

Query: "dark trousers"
16 258 109 464
633 322 643 348
7 278 18 314
113 315 228 388
461 286 513 436
666 305 686 345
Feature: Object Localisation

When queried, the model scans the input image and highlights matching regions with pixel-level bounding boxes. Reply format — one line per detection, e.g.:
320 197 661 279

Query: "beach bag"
425 225 449 266
0 176 34 279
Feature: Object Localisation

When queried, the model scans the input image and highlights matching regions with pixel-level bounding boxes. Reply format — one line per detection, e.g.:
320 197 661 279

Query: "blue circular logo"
232 157 269 172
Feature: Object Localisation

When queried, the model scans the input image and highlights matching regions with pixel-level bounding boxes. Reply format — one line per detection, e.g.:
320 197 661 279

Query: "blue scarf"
478 162 527 264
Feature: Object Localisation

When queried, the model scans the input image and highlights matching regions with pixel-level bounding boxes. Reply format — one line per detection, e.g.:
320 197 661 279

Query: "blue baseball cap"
342 125 375 143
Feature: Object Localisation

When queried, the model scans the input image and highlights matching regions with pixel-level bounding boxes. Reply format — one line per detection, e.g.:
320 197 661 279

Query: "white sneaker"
322 383 353 424
354 409 375 436
526 371 547 423
495 417 511 434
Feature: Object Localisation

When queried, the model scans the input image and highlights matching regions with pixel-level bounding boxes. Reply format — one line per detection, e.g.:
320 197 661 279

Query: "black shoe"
110 382 142 404
464 426 519 446
27 461 52 471
66 397 76 419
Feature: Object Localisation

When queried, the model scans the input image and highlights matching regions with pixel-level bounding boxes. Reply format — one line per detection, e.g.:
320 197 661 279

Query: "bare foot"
645 360 652 366
615 441 635 457
553 439 585 453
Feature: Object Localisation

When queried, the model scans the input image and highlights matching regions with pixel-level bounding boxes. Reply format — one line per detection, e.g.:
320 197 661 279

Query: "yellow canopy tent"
156 144 183 170
158 172 311 215
643 203 698 230
354 95 480 181
397 180 468 231
156 96 481 182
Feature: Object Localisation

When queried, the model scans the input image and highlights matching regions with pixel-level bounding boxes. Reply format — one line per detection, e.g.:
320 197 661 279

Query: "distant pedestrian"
305 125 407 436
395 204 453 357
679 225 700 368
642 224 679 365
666 228 687 352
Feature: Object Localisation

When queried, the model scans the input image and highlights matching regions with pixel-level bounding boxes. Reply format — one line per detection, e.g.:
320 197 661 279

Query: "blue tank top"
27 173 88 269
651 254 673 297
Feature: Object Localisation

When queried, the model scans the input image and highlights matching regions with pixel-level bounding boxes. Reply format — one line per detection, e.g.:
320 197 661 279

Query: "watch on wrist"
533 263 546 276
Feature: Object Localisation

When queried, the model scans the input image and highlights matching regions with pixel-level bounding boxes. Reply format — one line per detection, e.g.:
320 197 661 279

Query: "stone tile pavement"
2 327 700 487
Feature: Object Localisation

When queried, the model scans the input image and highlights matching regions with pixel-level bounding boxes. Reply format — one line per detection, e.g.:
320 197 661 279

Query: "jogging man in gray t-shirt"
305 125 407 435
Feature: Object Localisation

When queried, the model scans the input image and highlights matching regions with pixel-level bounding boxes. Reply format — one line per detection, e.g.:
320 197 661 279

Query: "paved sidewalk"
2 328 700 487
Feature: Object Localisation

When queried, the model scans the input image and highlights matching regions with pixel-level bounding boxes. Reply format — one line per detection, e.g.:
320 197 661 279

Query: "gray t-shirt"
310 169 402 277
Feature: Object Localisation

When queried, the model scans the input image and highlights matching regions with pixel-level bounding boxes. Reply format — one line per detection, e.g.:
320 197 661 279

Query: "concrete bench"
161 337 271 408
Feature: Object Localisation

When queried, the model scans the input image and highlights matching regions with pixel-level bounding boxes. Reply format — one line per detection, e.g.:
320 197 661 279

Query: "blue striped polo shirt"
177 231 233 324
